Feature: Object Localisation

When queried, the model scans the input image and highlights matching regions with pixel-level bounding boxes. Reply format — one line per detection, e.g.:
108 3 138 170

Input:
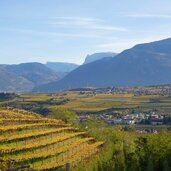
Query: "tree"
50 108 78 125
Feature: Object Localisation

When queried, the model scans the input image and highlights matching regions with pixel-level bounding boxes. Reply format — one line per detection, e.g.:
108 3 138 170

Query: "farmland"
1 87 171 120
0 88 171 171
53 92 171 115
1 91 171 114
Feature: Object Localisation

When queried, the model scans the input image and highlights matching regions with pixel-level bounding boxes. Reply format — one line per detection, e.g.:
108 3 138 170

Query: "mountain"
0 63 61 92
84 52 117 64
46 62 79 73
34 38 171 92
0 67 34 92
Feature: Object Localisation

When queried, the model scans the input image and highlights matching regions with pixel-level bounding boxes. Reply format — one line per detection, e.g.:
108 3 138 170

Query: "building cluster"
150 114 164 125
77 85 171 96
77 111 165 125
95 113 164 125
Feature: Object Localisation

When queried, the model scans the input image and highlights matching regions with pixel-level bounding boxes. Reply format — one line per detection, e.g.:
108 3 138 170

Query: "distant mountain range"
0 63 61 92
83 52 117 64
0 66 33 92
1 38 171 93
0 53 117 92
34 38 171 92
46 62 79 73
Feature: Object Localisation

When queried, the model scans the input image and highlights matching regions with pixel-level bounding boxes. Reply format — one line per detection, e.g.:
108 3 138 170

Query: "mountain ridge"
0 63 61 92
34 38 171 92
83 52 117 64
46 62 79 73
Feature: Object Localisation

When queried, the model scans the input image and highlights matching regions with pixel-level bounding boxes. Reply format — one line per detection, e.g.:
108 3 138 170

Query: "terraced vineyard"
0 109 104 171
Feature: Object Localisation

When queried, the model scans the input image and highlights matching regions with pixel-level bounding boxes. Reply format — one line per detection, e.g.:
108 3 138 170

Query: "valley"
1 85 171 129
1 1 171 170
0 87 171 170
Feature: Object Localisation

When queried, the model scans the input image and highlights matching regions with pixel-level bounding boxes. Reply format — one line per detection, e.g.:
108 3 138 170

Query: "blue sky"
0 0 171 64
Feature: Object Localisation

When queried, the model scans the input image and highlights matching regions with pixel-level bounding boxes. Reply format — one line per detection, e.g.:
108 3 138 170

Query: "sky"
0 0 171 64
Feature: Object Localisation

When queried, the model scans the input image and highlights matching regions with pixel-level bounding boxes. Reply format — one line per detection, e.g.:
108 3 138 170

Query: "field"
0 109 103 171
1 90 171 116
48 92 171 115
0 91 171 171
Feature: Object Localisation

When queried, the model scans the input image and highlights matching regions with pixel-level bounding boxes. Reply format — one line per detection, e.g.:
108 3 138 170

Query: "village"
78 112 165 126
77 85 171 96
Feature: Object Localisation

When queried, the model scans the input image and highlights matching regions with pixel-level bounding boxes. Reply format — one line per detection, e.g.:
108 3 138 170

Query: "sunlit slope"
0 109 103 171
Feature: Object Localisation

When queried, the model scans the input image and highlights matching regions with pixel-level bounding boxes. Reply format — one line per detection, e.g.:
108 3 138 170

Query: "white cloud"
51 16 128 32
95 42 134 52
0 27 102 38
53 17 101 26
